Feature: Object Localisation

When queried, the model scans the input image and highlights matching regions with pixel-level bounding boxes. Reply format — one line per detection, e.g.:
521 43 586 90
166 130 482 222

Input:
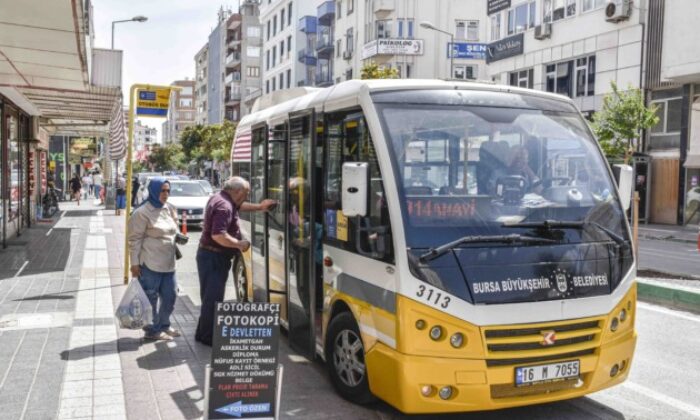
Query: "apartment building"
162 79 196 145
260 0 317 93
132 121 158 162
194 2 263 124
296 0 487 88
195 45 208 124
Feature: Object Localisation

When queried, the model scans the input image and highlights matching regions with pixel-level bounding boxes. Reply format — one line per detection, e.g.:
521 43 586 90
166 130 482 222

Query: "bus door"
266 123 288 322
250 125 269 303
287 111 318 357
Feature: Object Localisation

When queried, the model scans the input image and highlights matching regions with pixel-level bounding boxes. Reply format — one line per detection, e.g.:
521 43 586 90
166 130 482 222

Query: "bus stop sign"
136 88 171 117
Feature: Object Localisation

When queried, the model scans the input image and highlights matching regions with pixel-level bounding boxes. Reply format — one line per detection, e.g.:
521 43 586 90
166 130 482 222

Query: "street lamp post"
111 15 148 49
110 15 147 211
420 21 454 80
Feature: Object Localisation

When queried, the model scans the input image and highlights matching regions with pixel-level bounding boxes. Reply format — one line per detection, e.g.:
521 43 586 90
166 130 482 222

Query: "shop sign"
362 39 424 59
136 88 171 117
28 151 35 196
208 302 280 420
486 33 524 63
488 0 511 15
448 42 488 59
40 152 47 195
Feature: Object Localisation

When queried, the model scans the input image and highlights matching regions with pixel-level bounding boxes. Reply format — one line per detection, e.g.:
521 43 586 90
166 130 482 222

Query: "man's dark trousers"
195 248 233 345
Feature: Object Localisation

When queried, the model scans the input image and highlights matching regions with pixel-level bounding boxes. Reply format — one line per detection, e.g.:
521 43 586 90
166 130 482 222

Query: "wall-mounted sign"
448 42 488 59
486 33 524 63
488 0 511 15
362 39 424 59
136 88 171 117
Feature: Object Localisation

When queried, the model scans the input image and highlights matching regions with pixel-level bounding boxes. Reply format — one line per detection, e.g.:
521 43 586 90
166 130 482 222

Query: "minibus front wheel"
326 311 375 404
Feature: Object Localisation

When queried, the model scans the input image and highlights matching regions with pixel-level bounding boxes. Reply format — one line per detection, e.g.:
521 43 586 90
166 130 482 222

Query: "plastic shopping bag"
115 279 153 329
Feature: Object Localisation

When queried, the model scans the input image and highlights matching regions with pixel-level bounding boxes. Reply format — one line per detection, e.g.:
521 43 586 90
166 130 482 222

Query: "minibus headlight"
429 326 443 341
415 319 427 330
610 317 619 332
438 386 453 400
619 309 627 322
420 385 434 397
450 333 464 348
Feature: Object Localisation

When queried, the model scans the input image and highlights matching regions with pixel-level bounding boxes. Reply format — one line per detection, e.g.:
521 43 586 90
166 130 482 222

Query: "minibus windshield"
373 90 629 249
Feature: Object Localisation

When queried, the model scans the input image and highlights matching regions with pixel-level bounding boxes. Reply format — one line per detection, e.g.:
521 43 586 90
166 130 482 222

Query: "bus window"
323 110 393 263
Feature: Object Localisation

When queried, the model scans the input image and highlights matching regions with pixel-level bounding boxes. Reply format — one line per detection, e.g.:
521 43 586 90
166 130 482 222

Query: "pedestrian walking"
82 173 92 198
131 176 140 207
128 177 181 341
93 171 103 203
194 176 276 346
69 174 82 205
115 173 126 215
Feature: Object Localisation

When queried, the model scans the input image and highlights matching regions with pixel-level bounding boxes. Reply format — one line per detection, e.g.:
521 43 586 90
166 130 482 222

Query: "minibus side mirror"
613 164 633 211
342 162 368 217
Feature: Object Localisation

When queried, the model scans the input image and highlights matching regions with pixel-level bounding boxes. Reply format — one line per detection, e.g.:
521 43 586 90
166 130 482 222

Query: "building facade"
646 0 700 225
195 2 263 124
295 0 487 88
133 121 158 162
195 44 209 124
162 79 196 145
261 0 317 93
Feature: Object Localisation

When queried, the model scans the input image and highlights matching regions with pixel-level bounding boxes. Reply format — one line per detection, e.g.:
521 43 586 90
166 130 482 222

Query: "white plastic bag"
115 279 153 329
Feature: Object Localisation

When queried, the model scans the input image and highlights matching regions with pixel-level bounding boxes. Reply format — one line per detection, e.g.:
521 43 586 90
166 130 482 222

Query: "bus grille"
482 318 603 366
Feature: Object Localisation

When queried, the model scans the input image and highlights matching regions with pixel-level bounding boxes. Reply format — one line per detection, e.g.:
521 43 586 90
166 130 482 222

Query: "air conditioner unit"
343 50 353 60
605 0 632 23
534 23 552 40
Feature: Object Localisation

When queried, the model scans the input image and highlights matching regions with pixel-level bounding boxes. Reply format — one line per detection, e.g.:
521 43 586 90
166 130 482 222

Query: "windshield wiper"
419 234 557 263
502 219 628 248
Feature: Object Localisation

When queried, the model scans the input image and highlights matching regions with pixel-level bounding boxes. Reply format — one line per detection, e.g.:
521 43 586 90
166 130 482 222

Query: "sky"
92 0 240 139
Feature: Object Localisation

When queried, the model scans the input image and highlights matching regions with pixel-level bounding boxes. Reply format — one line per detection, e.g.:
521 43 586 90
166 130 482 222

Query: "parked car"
166 180 210 226
140 175 180 202
197 179 214 195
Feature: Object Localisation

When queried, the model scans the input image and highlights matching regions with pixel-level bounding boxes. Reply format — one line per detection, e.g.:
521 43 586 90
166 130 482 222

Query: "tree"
360 62 399 79
591 81 659 163
147 144 186 172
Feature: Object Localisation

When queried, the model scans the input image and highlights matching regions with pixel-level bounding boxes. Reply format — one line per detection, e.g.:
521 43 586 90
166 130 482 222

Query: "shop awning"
108 99 126 160
0 0 121 136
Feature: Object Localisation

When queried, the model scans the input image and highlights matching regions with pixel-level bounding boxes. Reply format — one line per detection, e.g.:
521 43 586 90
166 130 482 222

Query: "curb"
639 234 697 245
637 279 700 314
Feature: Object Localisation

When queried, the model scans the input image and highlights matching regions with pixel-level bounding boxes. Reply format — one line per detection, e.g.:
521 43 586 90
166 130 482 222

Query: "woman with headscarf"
127 177 181 341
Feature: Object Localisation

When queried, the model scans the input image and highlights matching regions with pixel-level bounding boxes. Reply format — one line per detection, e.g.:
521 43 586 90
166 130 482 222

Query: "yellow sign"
136 87 171 117
48 161 56 170
336 210 348 241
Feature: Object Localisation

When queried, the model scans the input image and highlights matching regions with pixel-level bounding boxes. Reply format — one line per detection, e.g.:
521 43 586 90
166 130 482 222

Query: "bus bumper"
365 325 636 413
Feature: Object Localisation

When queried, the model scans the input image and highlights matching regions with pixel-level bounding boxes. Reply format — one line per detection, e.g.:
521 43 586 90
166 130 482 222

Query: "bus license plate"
515 360 580 386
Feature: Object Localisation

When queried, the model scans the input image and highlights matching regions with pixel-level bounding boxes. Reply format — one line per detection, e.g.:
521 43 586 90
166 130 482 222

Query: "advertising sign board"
208 302 280 420
136 88 171 117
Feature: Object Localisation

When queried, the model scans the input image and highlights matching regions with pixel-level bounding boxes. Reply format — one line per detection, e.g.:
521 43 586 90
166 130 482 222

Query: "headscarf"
146 177 169 209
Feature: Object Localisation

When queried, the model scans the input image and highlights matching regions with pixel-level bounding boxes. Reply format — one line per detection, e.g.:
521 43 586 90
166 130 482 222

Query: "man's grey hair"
223 176 250 192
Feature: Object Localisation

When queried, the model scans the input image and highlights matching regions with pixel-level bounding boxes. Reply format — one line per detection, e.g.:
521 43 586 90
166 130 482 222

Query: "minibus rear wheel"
233 256 247 302
326 311 375 404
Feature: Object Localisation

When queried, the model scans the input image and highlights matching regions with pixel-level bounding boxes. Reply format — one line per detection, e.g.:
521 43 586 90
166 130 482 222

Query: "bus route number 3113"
416 284 451 309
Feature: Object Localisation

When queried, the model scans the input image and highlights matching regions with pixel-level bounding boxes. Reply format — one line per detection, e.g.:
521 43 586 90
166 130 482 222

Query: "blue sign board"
448 42 488 60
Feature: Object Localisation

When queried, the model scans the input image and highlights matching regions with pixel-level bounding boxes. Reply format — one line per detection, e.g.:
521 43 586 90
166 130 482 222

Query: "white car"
166 180 210 225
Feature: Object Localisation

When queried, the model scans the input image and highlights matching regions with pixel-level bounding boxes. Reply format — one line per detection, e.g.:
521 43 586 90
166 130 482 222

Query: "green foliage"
591 81 659 163
360 62 399 79
176 121 236 173
147 144 186 172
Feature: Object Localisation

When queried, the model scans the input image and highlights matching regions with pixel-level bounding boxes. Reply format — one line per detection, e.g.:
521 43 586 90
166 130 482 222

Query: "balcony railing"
225 52 241 67
316 31 334 58
317 1 335 25
297 48 317 66
224 72 241 84
315 70 333 87
298 15 317 33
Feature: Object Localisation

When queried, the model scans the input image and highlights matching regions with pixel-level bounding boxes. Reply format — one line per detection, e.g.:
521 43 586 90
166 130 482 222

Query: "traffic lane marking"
45 228 53 236
623 382 700 419
638 249 700 263
14 260 28 278
637 301 700 323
